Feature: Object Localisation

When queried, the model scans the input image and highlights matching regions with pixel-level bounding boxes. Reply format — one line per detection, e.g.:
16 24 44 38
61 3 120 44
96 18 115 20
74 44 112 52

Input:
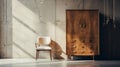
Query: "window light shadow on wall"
13 42 35 58
12 0 60 58
13 16 39 35
17 0 65 32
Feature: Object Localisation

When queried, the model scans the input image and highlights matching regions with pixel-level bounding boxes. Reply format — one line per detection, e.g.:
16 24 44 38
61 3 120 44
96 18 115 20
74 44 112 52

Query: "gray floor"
0 59 120 67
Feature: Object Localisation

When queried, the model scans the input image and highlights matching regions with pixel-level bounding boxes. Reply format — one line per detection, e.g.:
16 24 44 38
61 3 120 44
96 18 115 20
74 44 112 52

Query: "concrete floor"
0 59 120 67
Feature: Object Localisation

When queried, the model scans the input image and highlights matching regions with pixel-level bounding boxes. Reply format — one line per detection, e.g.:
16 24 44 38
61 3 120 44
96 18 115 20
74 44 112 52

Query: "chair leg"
50 50 52 61
36 50 39 60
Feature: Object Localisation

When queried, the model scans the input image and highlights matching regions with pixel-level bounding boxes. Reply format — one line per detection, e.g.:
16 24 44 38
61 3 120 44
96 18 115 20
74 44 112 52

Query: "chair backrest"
38 36 51 46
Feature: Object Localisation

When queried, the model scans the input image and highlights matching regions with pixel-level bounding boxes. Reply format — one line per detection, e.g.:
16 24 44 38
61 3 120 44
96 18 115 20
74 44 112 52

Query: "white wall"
1 0 106 59
12 0 55 58
11 0 92 59
12 0 83 59
12 0 82 58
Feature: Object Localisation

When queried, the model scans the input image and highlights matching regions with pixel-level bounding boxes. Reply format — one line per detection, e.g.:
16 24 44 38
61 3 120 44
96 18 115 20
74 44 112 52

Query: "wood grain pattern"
66 10 99 58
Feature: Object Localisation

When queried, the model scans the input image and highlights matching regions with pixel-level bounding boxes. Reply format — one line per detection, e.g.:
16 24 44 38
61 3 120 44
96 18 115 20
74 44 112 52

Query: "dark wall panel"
73 0 120 60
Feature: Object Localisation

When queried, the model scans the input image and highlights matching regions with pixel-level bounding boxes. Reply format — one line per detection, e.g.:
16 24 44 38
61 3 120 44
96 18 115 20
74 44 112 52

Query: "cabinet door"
66 10 99 56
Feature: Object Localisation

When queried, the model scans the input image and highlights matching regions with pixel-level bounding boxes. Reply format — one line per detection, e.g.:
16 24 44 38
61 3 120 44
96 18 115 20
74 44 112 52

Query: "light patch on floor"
0 59 92 65
0 59 120 67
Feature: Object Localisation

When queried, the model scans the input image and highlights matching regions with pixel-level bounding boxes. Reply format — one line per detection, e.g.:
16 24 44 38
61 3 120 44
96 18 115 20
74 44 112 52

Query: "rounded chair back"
38 36 51 45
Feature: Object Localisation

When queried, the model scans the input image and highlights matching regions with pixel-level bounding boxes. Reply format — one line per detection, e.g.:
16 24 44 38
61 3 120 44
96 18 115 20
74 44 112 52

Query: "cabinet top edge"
66 9 99 11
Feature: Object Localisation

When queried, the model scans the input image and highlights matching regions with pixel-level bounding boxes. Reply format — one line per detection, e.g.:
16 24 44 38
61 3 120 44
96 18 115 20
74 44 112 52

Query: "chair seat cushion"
36 46 51 50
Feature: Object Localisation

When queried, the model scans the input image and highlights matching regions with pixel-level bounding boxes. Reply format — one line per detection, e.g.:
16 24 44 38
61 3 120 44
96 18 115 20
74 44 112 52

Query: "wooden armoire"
66 10 99 59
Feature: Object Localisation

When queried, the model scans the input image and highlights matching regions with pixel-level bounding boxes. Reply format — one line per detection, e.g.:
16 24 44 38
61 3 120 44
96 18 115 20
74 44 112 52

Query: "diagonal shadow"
50 40 66 60
17 0 66 31
13 41 35 58
13 16 39 35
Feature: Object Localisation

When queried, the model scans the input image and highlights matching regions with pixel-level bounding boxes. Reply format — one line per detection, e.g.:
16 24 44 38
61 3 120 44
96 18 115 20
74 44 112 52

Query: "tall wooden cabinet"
66 10 99 59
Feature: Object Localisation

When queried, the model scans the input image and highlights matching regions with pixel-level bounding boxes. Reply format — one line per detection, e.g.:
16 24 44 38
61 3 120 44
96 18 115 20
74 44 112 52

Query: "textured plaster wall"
12 0 104 59
7 0 105 59
1 0 120 60
12 0 55 58
12 0 87 59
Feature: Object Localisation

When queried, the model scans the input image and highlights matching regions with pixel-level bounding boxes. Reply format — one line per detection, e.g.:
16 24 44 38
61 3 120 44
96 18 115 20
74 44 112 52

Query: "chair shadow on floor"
50 40 66 60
